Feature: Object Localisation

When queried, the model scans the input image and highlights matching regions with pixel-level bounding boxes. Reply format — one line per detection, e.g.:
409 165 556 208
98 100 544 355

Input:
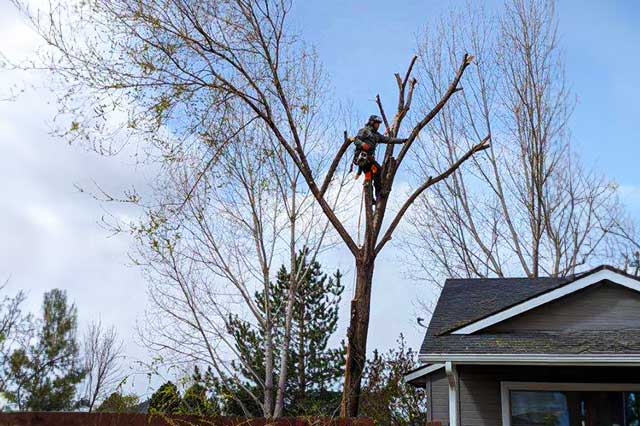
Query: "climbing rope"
356 185 365 247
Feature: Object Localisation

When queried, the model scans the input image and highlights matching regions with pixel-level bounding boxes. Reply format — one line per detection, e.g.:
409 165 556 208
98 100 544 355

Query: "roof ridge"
443 265 628 284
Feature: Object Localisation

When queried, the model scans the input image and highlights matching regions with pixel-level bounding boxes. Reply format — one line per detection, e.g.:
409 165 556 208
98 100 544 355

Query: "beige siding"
486 282 640 332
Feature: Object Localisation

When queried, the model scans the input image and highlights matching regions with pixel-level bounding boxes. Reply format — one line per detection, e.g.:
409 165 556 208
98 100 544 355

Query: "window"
501 383 640 426
510 391 570 426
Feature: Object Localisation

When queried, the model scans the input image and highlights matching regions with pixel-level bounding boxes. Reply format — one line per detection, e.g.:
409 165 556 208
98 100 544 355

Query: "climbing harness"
354 150 370 168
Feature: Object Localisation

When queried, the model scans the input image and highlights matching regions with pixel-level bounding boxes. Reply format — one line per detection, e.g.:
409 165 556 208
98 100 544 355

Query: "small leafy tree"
3 289 85 411
179 367 219 416
96 392 140 413
360 335 428 426
148 381 181 414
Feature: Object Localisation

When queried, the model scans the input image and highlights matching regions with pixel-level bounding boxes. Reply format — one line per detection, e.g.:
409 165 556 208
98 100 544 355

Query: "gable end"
451 269 640 335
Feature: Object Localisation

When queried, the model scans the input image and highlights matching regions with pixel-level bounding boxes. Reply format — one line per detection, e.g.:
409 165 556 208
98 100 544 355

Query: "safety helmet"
367 115 383 124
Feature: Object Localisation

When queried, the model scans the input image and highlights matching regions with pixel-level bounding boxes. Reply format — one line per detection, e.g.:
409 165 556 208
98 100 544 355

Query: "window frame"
500 381 640 426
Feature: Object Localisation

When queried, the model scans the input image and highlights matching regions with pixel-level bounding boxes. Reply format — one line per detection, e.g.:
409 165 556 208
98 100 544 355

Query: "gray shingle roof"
419 265 640 355
421 330 640 354
424 276 570 338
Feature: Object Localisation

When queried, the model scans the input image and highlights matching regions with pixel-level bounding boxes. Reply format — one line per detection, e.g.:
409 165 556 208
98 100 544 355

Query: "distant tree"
148 381 181 414
613 219 640 275
81 320 124 412
3 289 85 411
96 392 140 413
222 251 344 416
0 280 28 396
360 335 428 426
405 0 627 286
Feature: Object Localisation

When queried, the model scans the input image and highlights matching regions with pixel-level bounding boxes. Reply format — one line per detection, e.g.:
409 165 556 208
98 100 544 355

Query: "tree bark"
341 254 375 417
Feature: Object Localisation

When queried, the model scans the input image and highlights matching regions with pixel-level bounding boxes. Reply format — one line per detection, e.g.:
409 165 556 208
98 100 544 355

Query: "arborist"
352 115 407 203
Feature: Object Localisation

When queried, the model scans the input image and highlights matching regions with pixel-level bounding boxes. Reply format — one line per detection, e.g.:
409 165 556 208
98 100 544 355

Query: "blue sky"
1 0 640 396
293 0 640 197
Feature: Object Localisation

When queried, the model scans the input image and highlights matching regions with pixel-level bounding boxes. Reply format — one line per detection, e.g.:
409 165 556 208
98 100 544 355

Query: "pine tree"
3 289 85 411
222 251 344 415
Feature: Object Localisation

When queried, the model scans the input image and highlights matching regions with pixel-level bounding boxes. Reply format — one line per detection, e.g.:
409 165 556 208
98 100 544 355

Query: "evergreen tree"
179 366 219 416
148 381 181 414
223 251 344 415
96 392 140 413
3 289 85 411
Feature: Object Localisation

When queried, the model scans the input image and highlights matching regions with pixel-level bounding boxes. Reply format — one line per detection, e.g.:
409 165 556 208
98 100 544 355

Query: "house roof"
419 265 640 357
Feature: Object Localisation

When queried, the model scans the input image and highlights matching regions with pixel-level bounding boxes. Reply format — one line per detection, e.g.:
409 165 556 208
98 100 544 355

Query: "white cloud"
0 2 159 397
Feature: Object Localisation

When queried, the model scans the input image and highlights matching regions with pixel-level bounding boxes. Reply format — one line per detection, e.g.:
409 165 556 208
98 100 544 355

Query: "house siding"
458 367 501 426
449 365 640 426
430 368 449 424
486 282 640 332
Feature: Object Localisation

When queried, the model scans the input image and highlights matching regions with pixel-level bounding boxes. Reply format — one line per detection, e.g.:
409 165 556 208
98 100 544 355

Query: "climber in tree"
353 115 407 203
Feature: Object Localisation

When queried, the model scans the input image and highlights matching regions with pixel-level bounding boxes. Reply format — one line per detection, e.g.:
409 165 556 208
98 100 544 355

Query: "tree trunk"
298 297 306 400
273 190 298 418
340 256 375 417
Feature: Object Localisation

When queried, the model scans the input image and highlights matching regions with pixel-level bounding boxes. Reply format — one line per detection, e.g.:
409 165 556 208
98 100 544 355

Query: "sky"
1 0 640 397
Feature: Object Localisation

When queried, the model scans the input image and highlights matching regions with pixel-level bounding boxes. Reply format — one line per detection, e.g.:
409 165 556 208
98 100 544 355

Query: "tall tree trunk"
298 296 306 401
274 191 298 418
263 260 274 417
341 255 375 417
273 274 296 417
264 316 274 416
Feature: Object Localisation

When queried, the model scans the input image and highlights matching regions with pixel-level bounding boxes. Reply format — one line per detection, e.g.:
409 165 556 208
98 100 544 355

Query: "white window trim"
500 381 640 426
453 269 640 335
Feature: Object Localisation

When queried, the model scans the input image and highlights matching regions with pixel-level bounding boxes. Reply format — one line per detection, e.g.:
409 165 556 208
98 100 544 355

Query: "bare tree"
608 217 640 276
82 320 124 412
0 280 28 395
10 0 489 415
138 108 343 417
403 0 627 289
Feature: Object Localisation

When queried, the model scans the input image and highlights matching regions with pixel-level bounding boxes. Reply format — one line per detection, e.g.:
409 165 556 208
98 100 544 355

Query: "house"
405 265 640 426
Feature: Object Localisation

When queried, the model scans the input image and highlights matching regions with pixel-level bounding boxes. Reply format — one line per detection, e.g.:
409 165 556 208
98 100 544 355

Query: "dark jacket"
354 125 405 154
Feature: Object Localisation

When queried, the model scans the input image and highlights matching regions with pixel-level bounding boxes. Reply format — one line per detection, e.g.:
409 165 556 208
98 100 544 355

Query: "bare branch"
377 135 490 254
319 131 351 198
395 53 475 169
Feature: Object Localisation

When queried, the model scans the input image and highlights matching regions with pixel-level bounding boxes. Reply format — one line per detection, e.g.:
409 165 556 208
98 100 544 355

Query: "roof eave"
419 353 640 366
403 363 445 386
